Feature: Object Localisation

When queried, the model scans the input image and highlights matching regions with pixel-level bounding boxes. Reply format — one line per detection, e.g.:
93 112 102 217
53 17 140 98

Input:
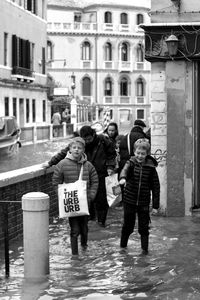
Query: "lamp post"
71 72 76 97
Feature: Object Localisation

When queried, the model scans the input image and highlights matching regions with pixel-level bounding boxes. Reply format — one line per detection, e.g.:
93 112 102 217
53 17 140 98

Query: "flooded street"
1 208 200 299
0 139 71 174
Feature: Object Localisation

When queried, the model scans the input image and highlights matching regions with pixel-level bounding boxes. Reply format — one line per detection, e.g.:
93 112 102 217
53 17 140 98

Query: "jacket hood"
66 152 87 163
130 155 158 167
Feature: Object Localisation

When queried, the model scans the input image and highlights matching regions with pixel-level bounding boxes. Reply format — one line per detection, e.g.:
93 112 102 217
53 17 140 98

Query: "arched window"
137 43 144 62
121 42 128 61
104 11 112 23
136 78 144 96
82 77 91 96
137 14 144 25
82 41 91 60
120 13 128 24
105 42 112 61
105 77 112 96
120 77 128 96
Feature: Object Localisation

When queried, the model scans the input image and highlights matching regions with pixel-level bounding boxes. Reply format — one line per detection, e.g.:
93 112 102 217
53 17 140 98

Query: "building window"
82 41 91 60
105 77 112 96
26 0 36 14
120 13 128 24
12 35 31 71
121 42 128 61
120 77 128 96
136 78 144 96
137 14 144 25
30 43 34 71
42 47 46 74
47 40 53 61
74 12 81 22
82 77 91 96
137 109 144 119
137 43 144 62
43 100 46 122
13 98 17 117
4 33 8 66
5 97 9 116
104 11 112 23
42 0 45 18
105 42 112 61
32 99 36 122
26 99 30 123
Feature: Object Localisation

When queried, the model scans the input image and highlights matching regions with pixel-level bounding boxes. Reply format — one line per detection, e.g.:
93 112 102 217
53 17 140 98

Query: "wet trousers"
69 215 88 255
89 176 109 225
120 202 150 250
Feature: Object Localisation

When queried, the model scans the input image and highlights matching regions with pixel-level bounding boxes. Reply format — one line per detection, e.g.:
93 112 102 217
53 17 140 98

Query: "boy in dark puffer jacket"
52 137 98 256
119 138 160 255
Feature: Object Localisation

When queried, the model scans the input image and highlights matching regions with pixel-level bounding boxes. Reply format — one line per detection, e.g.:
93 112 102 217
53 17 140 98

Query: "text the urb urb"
63 190 80 212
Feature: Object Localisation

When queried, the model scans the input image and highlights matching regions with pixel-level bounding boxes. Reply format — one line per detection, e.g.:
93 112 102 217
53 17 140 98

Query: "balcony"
120 96 130 104
11 66 35 82
118 61 132 72
103 96 113 104
119 24 130 32
103 23 114 31
134 62 151 71
104 61 114 69
47 22 97 33
80 60 93 69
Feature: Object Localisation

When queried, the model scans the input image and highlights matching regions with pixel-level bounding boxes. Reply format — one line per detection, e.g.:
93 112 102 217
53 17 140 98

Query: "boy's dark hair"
80 125 95 138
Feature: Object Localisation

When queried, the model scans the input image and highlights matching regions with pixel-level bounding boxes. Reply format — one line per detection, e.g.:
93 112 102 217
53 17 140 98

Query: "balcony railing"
47 22 97 32
104 61 114 69
120 96 130 104
12 66 33 78
118 61 132 72
81 60 93 69
103 96 113 104
119 24 130 32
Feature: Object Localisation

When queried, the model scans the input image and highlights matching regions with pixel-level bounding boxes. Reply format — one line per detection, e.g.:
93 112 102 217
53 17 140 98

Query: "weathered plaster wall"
151 62 167 215
151 61 193 216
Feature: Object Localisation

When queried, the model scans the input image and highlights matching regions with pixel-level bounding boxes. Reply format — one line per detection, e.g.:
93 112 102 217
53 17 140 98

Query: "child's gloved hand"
119 178 126 186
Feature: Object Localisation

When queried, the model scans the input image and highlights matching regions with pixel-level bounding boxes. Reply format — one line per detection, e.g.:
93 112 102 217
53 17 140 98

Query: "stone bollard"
22 192 50 281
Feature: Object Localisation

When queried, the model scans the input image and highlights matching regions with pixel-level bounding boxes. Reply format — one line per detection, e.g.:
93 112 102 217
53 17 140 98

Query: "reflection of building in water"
47 0 151 129
0 0 50 129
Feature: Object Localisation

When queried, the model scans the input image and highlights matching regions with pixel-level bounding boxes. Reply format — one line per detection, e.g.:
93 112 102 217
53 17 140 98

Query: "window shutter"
12 35 18 67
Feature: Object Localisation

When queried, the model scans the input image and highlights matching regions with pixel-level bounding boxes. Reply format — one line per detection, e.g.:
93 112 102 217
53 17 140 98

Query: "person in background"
52 110 61 137
104 122 119 145
119 119 147 174
52 137 98 257
62 107 71 123
119 138 160 255
79 125 116 227
115 134 124 174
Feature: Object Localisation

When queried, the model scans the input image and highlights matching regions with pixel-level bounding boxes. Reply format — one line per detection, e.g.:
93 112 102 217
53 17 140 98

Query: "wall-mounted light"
165 34 179 56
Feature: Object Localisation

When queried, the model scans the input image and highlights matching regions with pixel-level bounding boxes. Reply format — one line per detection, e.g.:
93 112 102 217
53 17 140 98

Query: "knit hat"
134 119 146 127
69 136 85 147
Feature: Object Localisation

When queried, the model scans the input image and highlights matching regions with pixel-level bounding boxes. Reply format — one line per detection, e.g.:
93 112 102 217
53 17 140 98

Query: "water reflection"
1 209 200 299
0 139 70 173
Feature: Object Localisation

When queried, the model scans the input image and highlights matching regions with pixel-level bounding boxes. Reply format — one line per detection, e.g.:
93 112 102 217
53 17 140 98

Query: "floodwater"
0 139 71 174
1 208 200 299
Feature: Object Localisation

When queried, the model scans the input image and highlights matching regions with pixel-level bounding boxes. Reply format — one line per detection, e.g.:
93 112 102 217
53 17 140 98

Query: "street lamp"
71 72 76 96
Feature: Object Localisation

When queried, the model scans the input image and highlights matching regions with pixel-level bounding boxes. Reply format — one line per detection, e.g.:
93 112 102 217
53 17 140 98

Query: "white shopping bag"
58 165 89 218
105 173 122 208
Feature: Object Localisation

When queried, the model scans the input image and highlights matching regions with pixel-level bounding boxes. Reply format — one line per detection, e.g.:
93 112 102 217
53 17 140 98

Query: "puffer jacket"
52 153 99 204
120 156 160 209
119 126 147 173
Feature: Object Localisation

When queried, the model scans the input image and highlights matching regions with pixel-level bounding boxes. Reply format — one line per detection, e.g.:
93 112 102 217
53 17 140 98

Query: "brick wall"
0 165 58 241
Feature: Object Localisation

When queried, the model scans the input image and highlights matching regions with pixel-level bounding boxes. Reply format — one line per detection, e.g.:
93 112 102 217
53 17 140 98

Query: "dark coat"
52 153 98 204
84 134 116 178
120 156 160 209
119 126 147 173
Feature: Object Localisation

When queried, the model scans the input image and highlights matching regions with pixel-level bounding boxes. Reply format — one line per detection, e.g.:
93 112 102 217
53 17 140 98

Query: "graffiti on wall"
152 149 167 164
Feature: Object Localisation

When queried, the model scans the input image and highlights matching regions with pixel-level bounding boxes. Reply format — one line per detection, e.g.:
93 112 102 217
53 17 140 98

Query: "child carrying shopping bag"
52 137 98 256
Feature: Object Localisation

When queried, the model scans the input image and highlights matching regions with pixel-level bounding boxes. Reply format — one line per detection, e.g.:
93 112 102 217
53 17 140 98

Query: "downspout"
95 33 98 104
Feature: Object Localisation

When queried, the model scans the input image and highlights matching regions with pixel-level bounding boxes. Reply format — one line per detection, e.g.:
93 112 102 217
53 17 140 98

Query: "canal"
0 139 70 174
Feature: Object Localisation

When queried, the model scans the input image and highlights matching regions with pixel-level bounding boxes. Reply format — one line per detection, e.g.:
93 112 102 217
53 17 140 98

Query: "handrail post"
22 192 49 281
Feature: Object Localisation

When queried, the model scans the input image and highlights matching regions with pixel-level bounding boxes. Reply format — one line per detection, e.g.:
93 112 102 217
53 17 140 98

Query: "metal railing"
0 200 22 277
